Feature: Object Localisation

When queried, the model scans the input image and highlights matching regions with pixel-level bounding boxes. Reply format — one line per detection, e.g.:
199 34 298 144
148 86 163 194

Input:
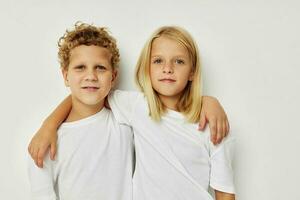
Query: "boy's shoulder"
58 108 112 136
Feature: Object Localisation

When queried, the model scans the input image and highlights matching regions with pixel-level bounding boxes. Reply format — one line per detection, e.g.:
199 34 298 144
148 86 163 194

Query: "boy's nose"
85 70 98 81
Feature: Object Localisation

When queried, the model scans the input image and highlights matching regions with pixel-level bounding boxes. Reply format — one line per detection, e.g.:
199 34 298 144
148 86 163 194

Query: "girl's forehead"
151 36 189 56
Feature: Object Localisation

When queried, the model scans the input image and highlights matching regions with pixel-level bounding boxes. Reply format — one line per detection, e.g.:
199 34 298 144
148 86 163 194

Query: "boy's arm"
28 95 72 168
28 155 57 200
199 96 229 145
215 190 235 200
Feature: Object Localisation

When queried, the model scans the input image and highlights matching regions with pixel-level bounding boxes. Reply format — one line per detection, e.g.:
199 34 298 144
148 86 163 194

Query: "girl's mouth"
159 78 176 83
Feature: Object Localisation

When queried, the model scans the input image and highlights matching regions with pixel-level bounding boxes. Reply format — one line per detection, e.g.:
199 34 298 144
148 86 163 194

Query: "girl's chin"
157 91 182 99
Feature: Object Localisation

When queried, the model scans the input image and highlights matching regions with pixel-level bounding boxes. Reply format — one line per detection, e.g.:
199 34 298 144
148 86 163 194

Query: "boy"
28 23 134 200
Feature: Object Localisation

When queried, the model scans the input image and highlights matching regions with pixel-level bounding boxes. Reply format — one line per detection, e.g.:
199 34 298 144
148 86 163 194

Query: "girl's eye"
153 58 163 64
175 59 185 64
95 65 106 71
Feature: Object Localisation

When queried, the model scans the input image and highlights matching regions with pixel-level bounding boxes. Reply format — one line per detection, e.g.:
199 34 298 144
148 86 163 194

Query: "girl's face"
150 36 194 110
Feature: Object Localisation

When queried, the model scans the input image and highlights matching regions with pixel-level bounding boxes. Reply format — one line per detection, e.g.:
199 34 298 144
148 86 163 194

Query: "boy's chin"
82 100 105 107
75 97 106 108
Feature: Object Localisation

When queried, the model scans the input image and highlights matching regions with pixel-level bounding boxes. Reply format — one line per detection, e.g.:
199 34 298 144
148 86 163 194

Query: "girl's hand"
199 96 230 145
28 124 57 168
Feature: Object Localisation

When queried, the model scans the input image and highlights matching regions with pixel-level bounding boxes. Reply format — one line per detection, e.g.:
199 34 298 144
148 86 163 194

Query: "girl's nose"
163 63 174 74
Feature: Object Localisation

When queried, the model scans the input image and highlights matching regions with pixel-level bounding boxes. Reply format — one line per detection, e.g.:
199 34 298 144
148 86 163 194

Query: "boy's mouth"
81 86 100 91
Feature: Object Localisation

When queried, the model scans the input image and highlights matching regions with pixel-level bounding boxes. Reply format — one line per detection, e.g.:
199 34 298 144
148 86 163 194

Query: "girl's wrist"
42 119 59 131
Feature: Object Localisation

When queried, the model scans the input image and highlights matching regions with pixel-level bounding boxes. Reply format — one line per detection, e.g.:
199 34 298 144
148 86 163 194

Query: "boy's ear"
61 69 69 87
111 69 118 87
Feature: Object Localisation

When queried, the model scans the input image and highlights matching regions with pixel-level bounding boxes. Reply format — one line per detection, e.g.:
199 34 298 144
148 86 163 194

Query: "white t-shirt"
108 90 235 200
28 107 134 200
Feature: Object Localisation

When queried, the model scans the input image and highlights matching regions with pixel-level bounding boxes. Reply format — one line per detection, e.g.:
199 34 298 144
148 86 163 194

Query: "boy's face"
62 45 116 109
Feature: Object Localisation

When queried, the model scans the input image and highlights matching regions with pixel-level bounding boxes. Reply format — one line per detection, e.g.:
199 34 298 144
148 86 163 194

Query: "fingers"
223 121 227 138
37 149 43 168
215 116 230 144
28 144 33 158
32 147 39 167
226 117 230 135
29 143 53 168
28 141 42 167
209 117 217 145
28 143 32 155
216 119 223 144
210 116 230 145
28 141 36 158
198 111 206 130
50 142 57 161
37 146 48 168
221 115 230 139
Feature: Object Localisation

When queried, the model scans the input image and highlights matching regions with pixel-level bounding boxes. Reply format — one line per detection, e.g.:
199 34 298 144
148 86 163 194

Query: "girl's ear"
61 69 69 87
188 71 194 81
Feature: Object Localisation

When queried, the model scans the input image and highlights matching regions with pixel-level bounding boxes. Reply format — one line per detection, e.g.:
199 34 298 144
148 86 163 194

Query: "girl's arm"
215 190 235 200
199 96 230 145
28 95 72 168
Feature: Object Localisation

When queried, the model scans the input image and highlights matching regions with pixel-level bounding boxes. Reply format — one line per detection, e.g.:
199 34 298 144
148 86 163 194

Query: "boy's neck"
65 98 105 122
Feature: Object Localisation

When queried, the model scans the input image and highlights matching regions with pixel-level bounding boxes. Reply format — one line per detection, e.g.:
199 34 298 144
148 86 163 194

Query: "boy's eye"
175 59 185 64
74 65 85 70
153 58 163 64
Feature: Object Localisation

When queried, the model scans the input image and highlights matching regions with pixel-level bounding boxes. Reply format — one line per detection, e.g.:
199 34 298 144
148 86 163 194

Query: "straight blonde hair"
135 26 202 123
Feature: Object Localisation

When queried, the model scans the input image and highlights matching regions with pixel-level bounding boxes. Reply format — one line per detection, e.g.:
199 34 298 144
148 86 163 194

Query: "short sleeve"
108 90 142 125
209 136 235 194
27 154 57 200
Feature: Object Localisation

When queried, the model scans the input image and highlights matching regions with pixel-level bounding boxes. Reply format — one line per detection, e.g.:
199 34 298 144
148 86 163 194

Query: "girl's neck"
158 94 180 111
65 98 105 122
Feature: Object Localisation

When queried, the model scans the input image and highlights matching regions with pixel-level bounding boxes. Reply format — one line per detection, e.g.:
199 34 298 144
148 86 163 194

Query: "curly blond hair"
58 22 120 70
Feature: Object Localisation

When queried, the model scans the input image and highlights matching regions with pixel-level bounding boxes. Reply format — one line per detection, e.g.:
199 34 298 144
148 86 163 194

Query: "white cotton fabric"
28 107 134 200
108 90 235 200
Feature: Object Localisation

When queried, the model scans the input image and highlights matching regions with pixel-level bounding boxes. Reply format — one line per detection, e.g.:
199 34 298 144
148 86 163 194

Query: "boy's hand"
199 96 230 145
28 124 57 168
215 190 235 200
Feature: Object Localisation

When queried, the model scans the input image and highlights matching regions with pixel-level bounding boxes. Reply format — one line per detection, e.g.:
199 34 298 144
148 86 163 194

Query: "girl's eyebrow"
150 55 162 58
151 54 188 58
173 54 189 58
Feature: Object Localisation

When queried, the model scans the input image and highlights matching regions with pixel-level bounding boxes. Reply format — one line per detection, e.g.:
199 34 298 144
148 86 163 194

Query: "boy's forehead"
69 45 112 60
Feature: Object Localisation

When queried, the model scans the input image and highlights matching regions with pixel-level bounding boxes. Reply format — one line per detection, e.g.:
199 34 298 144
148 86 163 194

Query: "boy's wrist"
202 96 219 104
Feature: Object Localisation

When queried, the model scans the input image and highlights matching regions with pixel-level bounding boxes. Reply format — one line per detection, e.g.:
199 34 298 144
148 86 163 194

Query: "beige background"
1 0 299 199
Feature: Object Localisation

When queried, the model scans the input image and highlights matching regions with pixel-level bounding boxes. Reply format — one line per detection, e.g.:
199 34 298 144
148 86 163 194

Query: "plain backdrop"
1 0 299 199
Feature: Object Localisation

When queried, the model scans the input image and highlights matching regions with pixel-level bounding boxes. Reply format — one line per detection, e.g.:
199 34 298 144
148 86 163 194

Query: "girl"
29 26 234 199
